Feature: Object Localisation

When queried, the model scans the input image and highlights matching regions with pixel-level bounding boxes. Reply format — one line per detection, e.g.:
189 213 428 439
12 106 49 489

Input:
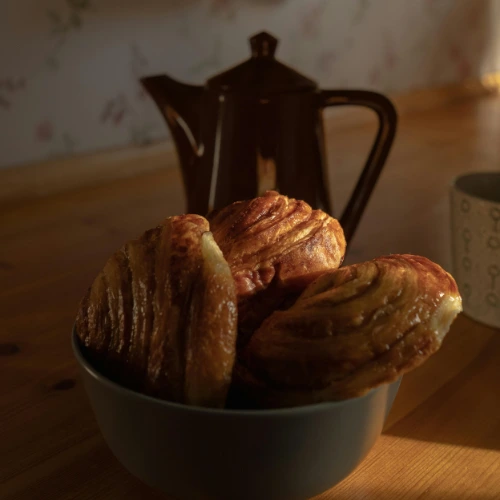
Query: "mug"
450 172 500 329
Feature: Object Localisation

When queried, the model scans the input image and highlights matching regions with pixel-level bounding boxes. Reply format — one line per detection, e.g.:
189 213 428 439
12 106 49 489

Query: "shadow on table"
384 330 500 452
384 422 500 453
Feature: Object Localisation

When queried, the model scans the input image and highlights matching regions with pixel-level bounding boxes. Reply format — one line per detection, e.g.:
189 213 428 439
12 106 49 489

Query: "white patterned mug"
450 172 500 329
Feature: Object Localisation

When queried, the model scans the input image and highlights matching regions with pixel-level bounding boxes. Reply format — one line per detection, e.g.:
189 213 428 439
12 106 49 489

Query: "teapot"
141 32 397 242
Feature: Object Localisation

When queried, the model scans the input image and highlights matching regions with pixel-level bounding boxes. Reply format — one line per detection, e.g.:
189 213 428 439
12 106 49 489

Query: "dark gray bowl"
72 329 400 500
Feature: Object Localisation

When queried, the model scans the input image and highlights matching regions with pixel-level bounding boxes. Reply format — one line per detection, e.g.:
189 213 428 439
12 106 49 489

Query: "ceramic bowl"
72 329 400 500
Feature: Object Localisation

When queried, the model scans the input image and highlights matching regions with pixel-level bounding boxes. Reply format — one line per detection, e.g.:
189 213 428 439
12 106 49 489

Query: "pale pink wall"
1 0 498 169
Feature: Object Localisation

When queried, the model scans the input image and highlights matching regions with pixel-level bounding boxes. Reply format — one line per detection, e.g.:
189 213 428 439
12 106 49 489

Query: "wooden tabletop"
2 91 500 499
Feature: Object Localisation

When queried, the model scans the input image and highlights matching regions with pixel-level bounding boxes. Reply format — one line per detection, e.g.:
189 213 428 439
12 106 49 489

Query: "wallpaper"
1 0 499 169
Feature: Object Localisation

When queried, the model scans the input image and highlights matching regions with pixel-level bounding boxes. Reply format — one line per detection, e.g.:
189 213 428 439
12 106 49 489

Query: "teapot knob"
250 31 278 58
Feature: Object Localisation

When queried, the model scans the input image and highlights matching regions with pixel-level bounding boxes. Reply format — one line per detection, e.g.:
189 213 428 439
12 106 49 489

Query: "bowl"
72 328 401 500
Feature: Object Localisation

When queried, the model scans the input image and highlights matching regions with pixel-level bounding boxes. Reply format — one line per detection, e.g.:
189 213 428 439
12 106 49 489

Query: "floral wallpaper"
1 0 499 169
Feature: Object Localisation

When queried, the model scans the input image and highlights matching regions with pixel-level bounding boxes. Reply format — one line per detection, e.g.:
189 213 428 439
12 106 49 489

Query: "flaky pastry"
75 215 237 408
209 191 346 343
232 254 462 408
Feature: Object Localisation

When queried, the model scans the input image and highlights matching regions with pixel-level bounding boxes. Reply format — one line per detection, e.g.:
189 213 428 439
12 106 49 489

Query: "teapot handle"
319 90 397 244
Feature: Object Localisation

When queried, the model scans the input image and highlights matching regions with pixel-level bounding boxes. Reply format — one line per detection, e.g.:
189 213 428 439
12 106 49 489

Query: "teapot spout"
141 74 203 186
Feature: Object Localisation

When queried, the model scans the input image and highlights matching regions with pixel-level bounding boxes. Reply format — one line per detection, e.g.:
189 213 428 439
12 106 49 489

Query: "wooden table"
2 91 500 499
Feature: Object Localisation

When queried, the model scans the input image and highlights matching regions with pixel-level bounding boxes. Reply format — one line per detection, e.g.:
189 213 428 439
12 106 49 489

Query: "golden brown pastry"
232 254 462 408
75 214 237 408
208 190 346 343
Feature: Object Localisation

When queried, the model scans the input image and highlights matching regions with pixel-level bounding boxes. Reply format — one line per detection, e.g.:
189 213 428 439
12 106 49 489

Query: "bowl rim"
72 326 398 418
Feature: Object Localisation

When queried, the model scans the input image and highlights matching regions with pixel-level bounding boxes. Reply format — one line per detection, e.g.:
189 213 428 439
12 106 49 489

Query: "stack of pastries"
75 191 462 409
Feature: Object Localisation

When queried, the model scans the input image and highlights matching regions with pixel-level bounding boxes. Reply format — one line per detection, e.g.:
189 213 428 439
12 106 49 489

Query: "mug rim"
71 327 394 418
450 171 500 204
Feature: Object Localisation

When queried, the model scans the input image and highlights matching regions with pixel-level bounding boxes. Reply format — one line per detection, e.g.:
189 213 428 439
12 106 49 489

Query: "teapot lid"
206 31 316 93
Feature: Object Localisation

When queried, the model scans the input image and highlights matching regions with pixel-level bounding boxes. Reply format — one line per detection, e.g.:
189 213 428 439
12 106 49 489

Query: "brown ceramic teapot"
141 32 397 242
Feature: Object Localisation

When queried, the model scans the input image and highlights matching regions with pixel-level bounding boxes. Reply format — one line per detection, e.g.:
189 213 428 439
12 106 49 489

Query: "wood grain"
0 141 177 208
1 89 500 499
1 75 499 208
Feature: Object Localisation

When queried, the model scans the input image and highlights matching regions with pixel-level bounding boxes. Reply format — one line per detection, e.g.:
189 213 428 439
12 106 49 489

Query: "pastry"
232 254 462 408
76 194 463 412
75 214 237 408
208 190 346 344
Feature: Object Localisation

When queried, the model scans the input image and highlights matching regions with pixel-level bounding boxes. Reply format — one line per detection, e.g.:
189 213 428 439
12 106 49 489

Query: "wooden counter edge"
1 74 499 208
